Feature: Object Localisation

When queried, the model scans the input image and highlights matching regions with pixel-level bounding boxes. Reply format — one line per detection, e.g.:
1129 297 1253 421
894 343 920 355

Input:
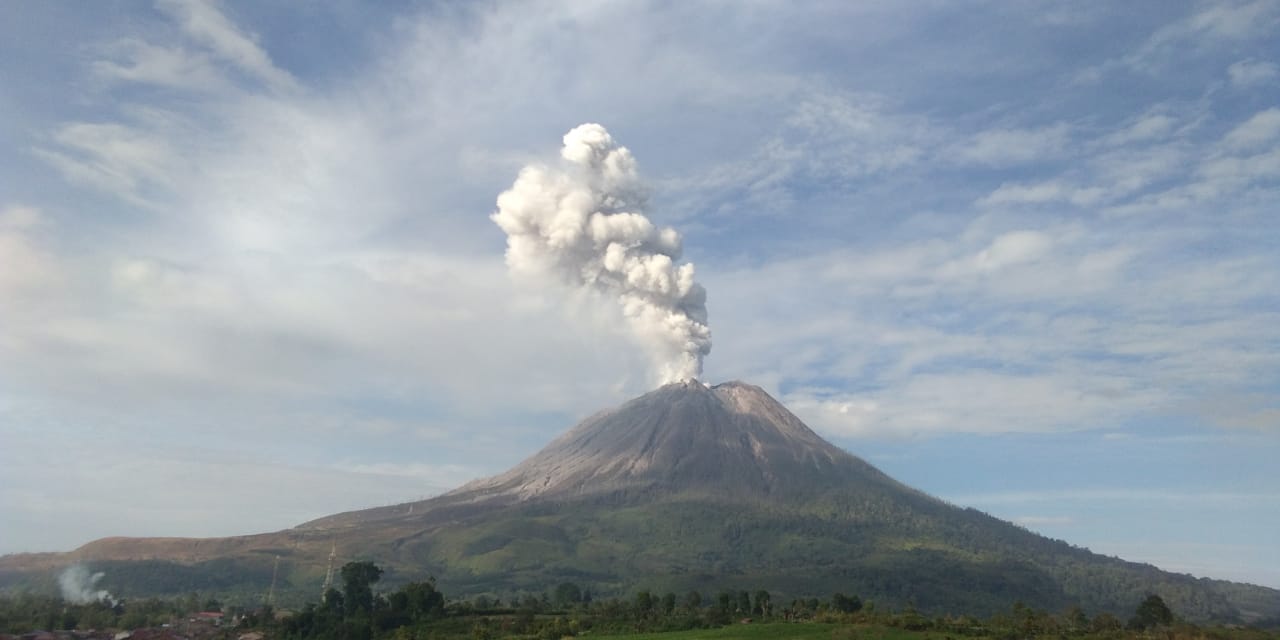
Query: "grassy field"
596 623 954 640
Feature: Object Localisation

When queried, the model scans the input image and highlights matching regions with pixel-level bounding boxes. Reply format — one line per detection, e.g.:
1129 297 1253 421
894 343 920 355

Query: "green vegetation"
601 623 840 639
1130 593 1175 629
3 563 1277 640
280 562 444 640
5 494 1276 625
259 569 1280 640
0 592 230 633
357 494 1274 624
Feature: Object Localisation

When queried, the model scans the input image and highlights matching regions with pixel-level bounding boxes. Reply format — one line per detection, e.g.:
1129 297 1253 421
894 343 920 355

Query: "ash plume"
58 564 114 604
492 124 711 383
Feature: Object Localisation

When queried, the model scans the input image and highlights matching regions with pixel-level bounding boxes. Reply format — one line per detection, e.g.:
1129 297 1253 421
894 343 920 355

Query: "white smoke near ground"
492 124 712 383
58 564 115 605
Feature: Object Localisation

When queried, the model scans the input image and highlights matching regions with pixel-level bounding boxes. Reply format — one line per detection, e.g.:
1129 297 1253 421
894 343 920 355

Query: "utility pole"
321 541 337 600
265 555 280 607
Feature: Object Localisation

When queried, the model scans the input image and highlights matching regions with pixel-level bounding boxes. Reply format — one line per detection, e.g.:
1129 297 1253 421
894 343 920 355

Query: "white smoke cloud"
492 124 712 383
58 564 115 605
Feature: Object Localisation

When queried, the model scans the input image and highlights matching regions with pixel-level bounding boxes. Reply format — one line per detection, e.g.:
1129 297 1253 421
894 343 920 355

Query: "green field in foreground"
597 623 837 640
597 623 952 640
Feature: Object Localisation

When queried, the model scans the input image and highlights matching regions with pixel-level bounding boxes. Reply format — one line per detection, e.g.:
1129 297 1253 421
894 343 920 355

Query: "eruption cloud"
492 124 711 383
58 564 114 604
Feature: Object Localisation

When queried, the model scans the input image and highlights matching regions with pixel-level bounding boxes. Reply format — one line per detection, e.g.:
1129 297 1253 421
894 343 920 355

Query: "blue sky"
1 1 1277 588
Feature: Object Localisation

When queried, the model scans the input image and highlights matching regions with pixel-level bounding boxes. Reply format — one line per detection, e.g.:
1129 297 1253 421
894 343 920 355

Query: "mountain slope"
303 380 915 531
2 381 1277 623
452 380 893 501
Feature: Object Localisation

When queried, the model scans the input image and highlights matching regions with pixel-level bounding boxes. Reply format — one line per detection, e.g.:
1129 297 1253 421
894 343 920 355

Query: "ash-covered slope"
299 380 920 531
447 380 908 503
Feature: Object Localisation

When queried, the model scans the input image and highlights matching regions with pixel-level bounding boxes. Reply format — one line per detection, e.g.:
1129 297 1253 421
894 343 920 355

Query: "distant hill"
2 381 1277 623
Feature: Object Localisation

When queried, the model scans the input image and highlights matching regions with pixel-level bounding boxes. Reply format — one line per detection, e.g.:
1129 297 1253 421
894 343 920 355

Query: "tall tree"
831 592 862 613
661 592 677 616
683 590 702 611
753 590 771 617
401 580 444 621
716 591 733 614
634 590 654 616
340 561 383 618
554 582 582 608
1131 594 1174 629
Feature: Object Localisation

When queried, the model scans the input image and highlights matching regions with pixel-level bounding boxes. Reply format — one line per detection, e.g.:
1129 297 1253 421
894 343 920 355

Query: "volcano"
306 380 915 522
2 381 1277 622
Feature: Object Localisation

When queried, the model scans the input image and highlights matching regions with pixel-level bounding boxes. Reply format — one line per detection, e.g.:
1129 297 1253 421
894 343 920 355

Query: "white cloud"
1012 515 1075 527
1125 1 1280 72
1076 2 1280 82
1221 108 1280 152
931 229 1057 280
707 199 1275 439
1204 404 1280 431
980 180 1073 206
979 179 1119 208
0 205 42 230
1089 144 1188 196
1091 541 1280 589
36 122 182 205
657 89 939 220
332 461 480 485
948 488 1278 507
1227 58 1279 87
788 370 1159 438
981 136 1190 211
1102 113 1178 147
0 436 458 552
1197 147 1280 187
952 123 1072 167
156 0 298 93
974 230 1054 271
0 206 61 298
965 104 1280 220
92 38 227 91
784 92 931 175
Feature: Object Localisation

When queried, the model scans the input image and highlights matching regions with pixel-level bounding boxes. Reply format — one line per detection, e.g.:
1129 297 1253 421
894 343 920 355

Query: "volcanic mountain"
2 381 1277 623
308 379 914 522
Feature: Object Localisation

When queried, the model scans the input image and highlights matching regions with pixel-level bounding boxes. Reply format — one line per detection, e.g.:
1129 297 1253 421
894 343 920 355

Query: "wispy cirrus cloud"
155 0 298 93
1221 108 1280 151
0 206 60 298
1123 0 1279 72
948 489 1280 507
1227 58 1279 87
951 123 1073 168
1011 515 1075 527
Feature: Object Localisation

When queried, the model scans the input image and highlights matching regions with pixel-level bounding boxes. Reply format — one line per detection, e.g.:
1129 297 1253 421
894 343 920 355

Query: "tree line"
266 562 1270 640
0 591 228 633
3 561 1275 640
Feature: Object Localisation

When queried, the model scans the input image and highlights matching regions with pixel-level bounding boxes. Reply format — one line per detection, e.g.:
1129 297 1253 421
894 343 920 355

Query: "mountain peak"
665 378 710 388
445 379 894 504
